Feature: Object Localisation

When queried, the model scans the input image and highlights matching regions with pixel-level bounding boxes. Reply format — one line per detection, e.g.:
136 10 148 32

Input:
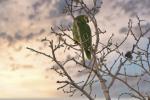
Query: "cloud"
47 0 66 18
119 27 128 34
29 0 52 20
10 63 34 71
119 22 150 37
0 32 23 45
25 29 45 41
112 0 150 17
0 28 45 45
0 0 8 3
29 0 66 20
14 32 23 40
0 32 14 43
133 23 150 37
32 0 52 12
0 0 9 6
0 0 103 45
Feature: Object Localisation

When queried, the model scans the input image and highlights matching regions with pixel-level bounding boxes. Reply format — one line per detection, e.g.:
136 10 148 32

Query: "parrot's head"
76 15 89 23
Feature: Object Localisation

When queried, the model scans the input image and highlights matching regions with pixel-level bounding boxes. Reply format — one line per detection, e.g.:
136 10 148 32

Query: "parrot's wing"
72 20 80 44
77 22 92 59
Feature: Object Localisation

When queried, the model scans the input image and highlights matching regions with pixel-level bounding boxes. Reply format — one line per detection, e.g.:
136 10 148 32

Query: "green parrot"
72 15 92 59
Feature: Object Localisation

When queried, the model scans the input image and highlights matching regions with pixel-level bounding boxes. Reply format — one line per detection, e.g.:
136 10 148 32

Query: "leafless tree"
27 0 150 100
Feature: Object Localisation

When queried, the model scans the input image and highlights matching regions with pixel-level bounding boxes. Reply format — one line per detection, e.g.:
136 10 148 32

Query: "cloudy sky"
0 0 149 99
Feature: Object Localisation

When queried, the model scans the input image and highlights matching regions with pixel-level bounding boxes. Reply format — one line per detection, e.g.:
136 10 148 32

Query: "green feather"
77 20 92 59
72 15 92 59
72 19 80 44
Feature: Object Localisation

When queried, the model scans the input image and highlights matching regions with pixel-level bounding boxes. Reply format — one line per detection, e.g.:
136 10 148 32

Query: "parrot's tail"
85 50 91 59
